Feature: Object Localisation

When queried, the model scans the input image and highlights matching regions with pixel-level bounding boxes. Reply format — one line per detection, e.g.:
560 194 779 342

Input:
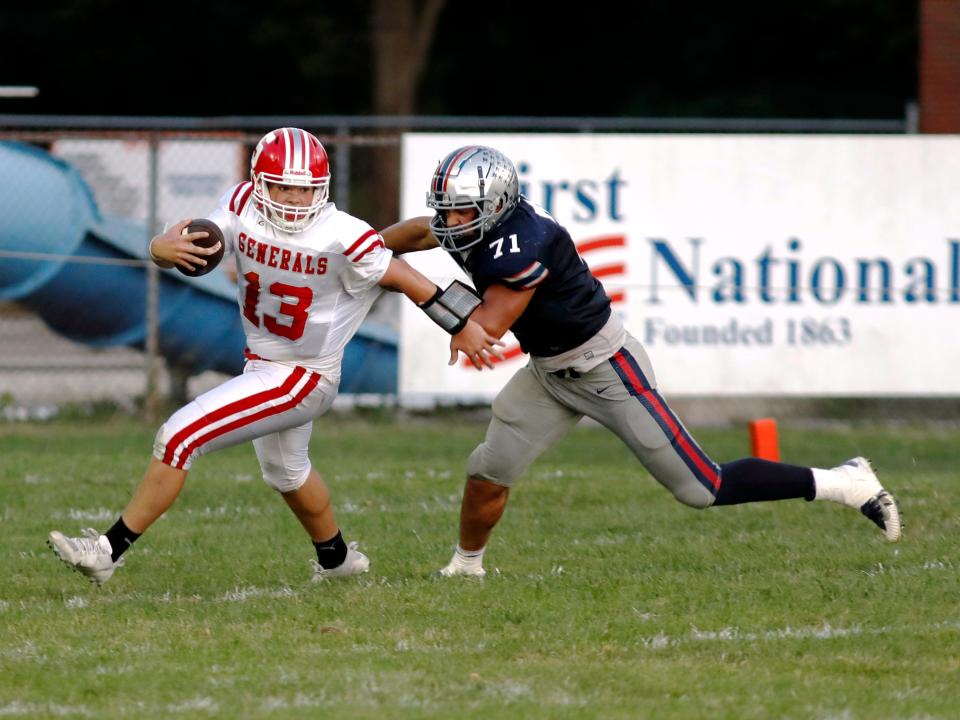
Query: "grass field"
1 413 958 719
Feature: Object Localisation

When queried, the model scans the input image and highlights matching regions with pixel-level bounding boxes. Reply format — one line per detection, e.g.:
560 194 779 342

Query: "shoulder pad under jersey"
225 181 254 217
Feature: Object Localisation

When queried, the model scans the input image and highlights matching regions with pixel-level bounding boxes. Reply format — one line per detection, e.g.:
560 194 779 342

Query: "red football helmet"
250 127 330 233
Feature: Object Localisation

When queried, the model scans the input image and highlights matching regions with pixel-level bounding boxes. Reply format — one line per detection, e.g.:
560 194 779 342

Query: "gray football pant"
467 335 721 508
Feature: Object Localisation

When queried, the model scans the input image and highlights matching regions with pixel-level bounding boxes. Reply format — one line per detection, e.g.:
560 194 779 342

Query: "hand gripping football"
177 218 225 277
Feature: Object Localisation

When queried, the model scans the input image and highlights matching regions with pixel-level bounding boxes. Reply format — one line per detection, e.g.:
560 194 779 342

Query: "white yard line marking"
641 619 960 649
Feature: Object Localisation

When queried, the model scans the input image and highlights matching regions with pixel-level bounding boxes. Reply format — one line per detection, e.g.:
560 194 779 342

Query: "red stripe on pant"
611 352 720 491
163 366 308 468
175 371 322 469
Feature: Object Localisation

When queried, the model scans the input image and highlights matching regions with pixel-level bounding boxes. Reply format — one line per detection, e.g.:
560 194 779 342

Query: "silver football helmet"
426 145 519 252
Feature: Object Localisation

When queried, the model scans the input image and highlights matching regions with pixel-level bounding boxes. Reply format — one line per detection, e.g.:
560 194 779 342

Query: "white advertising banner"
399 133 960 401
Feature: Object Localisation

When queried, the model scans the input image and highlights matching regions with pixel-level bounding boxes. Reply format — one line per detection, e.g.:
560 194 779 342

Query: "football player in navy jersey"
382 145 902 578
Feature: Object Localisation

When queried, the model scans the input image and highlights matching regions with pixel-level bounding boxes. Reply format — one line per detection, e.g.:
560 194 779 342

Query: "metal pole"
0 86 39 98
335 125 351 212
905 100 920 134
145 133 162 423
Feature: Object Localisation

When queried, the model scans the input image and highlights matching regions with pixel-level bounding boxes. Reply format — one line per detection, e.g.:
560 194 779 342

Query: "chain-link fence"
5 113 956 425
0 121 408 420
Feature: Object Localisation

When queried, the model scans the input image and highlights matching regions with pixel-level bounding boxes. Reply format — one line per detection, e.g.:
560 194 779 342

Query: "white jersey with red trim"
208 182 391 382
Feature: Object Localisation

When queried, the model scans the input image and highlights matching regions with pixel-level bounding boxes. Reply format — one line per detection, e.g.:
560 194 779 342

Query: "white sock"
811 467 846 504
448 545 485 573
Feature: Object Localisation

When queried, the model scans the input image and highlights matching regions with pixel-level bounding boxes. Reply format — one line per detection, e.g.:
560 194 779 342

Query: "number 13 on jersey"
242 271 313 341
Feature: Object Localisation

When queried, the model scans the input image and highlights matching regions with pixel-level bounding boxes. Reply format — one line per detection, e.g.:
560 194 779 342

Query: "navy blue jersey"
453 198 611 357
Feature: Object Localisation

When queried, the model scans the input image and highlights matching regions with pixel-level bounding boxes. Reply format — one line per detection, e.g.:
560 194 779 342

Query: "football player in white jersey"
48 128 502 586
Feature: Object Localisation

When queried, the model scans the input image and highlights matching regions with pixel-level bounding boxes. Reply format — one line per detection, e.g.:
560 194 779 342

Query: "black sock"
713 458 816 506
314 530 347 569
105 517 141 562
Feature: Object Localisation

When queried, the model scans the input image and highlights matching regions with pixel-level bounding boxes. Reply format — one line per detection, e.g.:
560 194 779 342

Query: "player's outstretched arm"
377 255 445 304
380 216 438 255
471 283 537 338
378 257 503 368
149 219 223 272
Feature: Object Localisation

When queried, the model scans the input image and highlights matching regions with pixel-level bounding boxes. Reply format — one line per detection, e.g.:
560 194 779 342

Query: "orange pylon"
749 418 780 461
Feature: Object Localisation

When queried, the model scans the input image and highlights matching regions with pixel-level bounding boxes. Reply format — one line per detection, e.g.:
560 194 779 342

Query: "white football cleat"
831 457 902 542
435 563 486 578
310 541 370 581
435 555 486 578
48 528 123 586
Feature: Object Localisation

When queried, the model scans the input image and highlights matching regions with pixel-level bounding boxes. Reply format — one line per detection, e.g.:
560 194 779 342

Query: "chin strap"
419 280 482 334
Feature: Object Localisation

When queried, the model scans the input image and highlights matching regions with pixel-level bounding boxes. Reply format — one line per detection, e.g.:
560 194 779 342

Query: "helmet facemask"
428 192 488 252
255 172 329 233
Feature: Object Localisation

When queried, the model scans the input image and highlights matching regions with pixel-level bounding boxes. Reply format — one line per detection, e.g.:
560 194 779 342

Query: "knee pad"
671 483 716 509
467 443 519 487
261 460 311 494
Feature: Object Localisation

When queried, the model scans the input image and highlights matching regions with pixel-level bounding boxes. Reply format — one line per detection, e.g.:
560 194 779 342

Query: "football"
177 218 225 277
